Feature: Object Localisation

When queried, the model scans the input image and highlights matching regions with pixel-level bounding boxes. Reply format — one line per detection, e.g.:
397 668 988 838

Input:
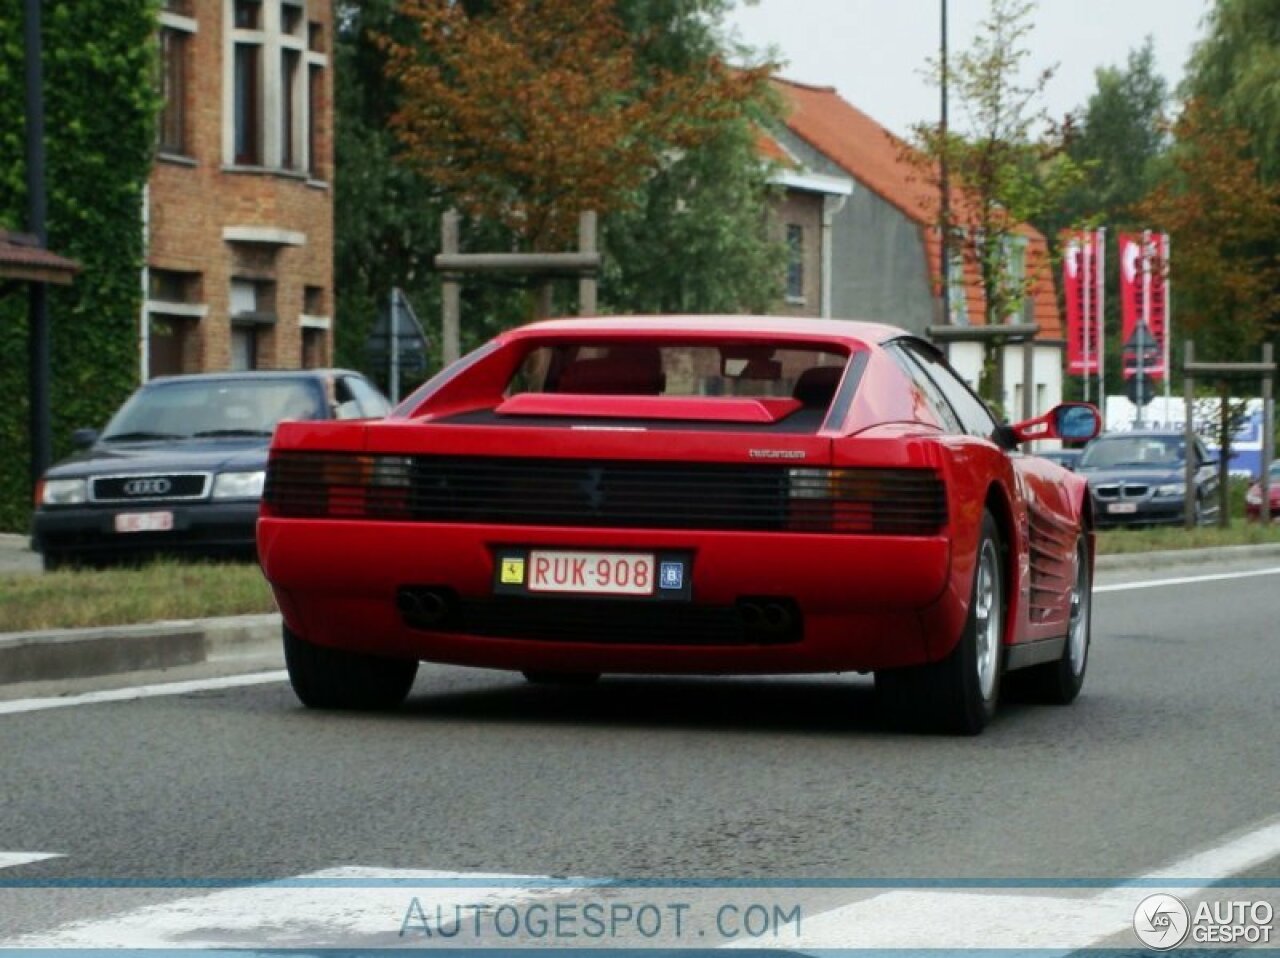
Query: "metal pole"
25 0 50 489
1263 343 1273 524
441 210 461 365
1082 232 1091 404
1184 340 1196 528
939 0 951 326
1162 233 1171 417
1098 227 1106 417
1136 230 1150 428
389 288 400 403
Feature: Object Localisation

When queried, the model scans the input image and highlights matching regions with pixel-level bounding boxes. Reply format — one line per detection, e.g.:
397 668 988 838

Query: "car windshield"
1079 435 1185 469
101 378 324 442
508 343 849 405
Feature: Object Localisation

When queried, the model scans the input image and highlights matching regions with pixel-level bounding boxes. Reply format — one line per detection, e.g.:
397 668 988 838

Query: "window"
149 269 200 304
1002 235 1028 322
886 344 963 434
900 341 1000 439
945 243 967 325
233 43 262 164
158 28 188 154
227 0 326 174
342 376 391 418
785 224 805 302
303 285 325 315
281 48 301 170
231 325 258 371
307 63 323 178
234 0 261 29
301 327 326 369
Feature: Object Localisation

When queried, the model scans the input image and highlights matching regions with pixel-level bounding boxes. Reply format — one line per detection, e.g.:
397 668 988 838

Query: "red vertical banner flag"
1062 230 1102 375
1119 232 1168 380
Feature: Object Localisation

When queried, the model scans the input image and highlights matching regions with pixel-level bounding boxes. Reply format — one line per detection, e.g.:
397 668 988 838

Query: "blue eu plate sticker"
659 561 684 590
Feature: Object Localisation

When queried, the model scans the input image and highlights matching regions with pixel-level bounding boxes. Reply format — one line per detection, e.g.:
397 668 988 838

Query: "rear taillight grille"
264 453 947 535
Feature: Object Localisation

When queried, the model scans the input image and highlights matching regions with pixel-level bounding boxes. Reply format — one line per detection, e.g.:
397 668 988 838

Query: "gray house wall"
773 128 936 335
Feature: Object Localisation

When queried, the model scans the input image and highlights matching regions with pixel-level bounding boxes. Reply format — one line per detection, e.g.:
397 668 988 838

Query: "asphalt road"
1 556 1278 950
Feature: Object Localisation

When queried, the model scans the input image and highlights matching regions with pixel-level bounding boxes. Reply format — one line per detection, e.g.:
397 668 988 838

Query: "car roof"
506 315 911 348
145 369 361 385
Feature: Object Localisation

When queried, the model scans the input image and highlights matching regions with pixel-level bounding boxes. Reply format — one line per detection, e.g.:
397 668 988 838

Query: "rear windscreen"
508 343 848 408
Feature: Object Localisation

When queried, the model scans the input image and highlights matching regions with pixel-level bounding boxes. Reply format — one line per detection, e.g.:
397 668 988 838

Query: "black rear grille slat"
450 598 786 646
265 454 947 535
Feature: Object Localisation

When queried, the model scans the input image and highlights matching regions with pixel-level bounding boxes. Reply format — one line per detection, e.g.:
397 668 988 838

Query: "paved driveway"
0 533 40 575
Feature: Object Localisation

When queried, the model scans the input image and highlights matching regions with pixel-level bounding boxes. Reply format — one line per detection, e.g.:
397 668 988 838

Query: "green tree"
0 0 157 530
909 0 1081 402
1056 38 1169 230
1186 0 1280 184
603 0 785 314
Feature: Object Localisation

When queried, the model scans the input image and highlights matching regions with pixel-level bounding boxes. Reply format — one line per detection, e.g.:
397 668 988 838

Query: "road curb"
2 543 1278 687
1095 542 1280 571
0 613 280 685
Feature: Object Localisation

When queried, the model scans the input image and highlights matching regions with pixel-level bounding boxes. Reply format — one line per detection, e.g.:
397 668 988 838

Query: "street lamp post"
25 0 51 489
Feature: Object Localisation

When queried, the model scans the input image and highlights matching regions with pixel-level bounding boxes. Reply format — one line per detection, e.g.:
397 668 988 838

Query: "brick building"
145 0 333 378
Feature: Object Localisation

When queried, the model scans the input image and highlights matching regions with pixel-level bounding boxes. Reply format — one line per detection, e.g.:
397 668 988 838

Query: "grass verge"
0 560 276 633
1097 521 1280 554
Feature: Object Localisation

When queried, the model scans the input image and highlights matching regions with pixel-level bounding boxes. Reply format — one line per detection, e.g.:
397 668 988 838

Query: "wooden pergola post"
435 210 601 365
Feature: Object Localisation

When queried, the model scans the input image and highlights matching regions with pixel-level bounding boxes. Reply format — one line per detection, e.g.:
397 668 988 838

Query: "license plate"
526 550 656 596
1107 502 1139 515
114 511 174 533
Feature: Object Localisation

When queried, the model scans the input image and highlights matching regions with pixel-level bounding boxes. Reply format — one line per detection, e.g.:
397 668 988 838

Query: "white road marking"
757 815 1280 950
4 818 1280 948
1 868 574 948
0 671 288 717
0 853 62 870
1095 565 1280 593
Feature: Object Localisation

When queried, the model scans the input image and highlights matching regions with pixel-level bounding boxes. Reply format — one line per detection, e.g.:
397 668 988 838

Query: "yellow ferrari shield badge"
500 557 525 585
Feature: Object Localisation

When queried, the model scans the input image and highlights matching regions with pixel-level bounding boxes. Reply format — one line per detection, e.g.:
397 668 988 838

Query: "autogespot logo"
1134 893 1191 950
123 477 172 497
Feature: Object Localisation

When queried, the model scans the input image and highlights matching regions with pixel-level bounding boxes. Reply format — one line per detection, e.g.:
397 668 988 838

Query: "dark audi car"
1076 430 1220 527
32 370 389 569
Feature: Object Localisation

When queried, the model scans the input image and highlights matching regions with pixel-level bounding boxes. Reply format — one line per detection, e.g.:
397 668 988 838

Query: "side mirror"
1004 403 1101 448
71 428 99 449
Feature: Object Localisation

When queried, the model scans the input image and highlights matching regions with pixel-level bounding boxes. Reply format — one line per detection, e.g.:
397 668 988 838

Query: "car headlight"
41 477 87 505
1154 482 1185 498
212 470 266 500
1246 489 1262 505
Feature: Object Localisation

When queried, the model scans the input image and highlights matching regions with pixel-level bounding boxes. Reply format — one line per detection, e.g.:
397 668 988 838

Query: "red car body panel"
258 317 1092 676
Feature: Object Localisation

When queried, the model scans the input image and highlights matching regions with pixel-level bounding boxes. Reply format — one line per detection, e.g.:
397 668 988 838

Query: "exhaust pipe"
397 587 453 628
736 597 799 642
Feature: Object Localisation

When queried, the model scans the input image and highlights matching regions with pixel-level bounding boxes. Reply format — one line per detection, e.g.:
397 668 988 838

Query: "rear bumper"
32 501 260 560
258 519 961 674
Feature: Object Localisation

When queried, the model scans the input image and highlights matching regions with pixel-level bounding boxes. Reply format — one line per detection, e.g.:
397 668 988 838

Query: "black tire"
876 510 1005 735
522 671 601 686
1012 534 1091 704
283 625 418 710
40 551 69 572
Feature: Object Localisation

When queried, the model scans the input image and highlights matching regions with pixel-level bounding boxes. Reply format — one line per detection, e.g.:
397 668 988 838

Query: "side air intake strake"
264 453 947 535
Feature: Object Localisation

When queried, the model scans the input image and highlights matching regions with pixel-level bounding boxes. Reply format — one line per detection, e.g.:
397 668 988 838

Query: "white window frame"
223 0 326 173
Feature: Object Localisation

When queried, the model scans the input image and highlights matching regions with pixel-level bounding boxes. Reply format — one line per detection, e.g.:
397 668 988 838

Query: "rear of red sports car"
258 317 1092 731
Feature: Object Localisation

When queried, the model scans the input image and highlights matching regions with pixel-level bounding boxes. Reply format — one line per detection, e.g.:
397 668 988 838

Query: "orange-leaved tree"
1133 98 1280 523
385 0 769 251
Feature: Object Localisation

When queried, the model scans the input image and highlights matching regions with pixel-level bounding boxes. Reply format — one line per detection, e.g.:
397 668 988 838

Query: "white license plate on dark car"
527 549 656 596
1107 502 1139 515
114 511 174 533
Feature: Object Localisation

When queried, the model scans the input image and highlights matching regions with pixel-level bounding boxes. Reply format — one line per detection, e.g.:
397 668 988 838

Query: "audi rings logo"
123 477 172 497
1134 893 1191 950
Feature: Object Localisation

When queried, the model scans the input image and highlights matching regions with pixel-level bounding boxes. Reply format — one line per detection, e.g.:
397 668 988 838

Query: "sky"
725 0 1212 137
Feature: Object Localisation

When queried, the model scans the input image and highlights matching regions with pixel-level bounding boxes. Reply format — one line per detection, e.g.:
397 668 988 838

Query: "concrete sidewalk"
2 542 1278 688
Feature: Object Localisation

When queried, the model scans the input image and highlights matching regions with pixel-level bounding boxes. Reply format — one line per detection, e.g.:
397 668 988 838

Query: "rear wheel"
876 510 1005 735
283 625 418 710
1014 534 1091 704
